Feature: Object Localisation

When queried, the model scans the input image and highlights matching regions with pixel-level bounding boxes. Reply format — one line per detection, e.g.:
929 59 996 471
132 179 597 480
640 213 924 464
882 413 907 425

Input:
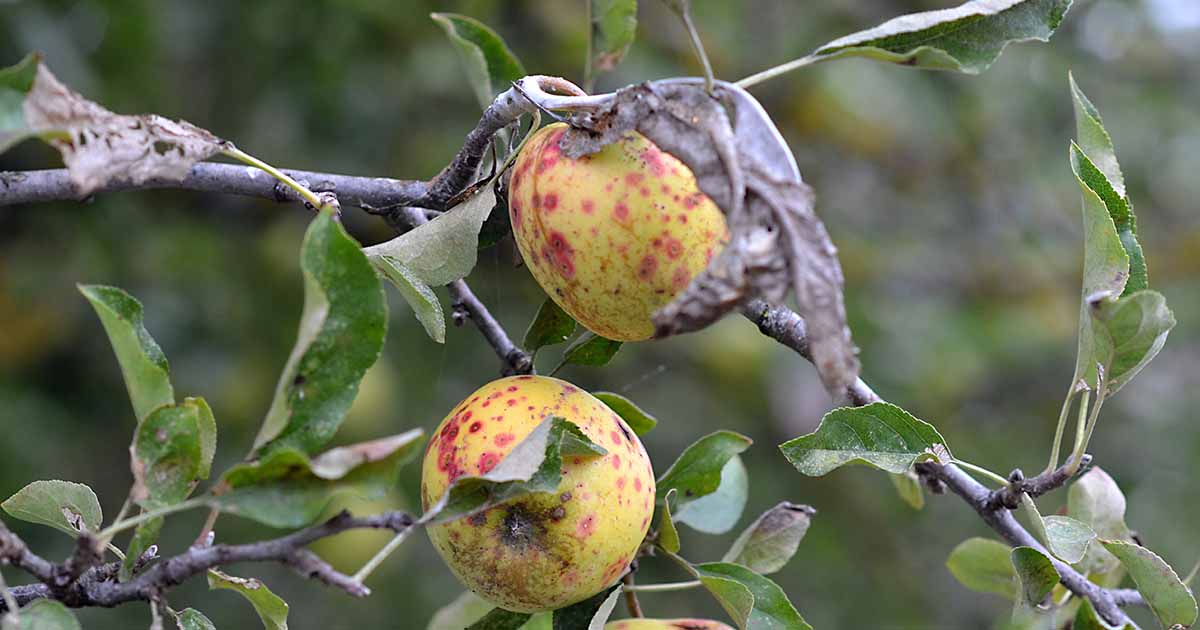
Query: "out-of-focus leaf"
780 402 951 476
946 538 1017 600
12 600 80 630
1 480 102 537
0 53 40 154
1019 495 1094 564
79 284 174 423
466 609 531 630
722 502 815 575
1101 540 1198 629
132 402 204 510
803 0 1071 74
172 609 217 630
561 332 623 367
1067 467 1132 574
364 187 497 287
889 469 925 510
552 584 622 630
659 488 681 553
119 516 162 582
672 456 748 535
253 209 387 457
421 417 605 525
431 13 526 111
1010 547 1059 606
524 298 576 354
590 0 638 74
219 430 424 529
592 392 657 436
693 562 812 630
656 431 752 507
426 592 495 630
373 255 446 343
208 569 289 630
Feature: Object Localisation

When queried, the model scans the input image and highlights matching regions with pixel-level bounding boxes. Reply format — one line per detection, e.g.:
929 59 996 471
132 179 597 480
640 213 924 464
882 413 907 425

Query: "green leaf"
806 0 1072 74
1020 494 1094 564
1090 289 1175 397
208 569 289 630
421 417 606 525
656 431 752 506
12 600 81 630
78 284 174 423
889 469 925 510
1073 599 1134 630
590 0 638 75
561 332 623 367
189 397 218 480
673 455 748 535
1100 540 1198 629
466 609 532 630
119 516 162 581
693 562 812 630
132 401 205 510
372 255 446 344
173 609 217 630
0 53 40 154
219 430 424 529
779 402 951 476
253 209 388 457
1067 467 1132 574
946 538 1017 600
659 488 681 553
523 298 576 353
427 591 496 630
1 480 102 537
1010 547 1059 606
521 614 552 630
722 502 815 575
431 13 526 111
592 392 657 436
552 584 622 630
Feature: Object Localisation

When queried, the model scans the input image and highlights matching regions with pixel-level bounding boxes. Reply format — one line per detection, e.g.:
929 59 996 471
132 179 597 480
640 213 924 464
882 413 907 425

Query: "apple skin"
508 122 730 341
604 619 735 630
421 375 656 613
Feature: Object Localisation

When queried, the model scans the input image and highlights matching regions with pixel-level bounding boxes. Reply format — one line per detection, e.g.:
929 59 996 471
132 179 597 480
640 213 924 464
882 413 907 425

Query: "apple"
605 619 735 630
421 375 656 613
508 123 729 341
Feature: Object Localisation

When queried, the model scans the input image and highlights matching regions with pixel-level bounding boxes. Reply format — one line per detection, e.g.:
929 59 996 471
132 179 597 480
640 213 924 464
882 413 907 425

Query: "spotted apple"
605 620 735 630
421 375 656 613
508 122 730 341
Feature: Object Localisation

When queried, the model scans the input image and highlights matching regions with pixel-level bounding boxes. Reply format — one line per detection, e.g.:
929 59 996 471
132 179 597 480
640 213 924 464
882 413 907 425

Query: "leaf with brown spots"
1 480 102 538
722 502 815 575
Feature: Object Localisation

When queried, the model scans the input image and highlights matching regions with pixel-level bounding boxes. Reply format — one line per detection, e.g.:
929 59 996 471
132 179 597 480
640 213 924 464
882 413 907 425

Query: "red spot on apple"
641 147 667 177
614 202 630 221
634 478 643 492
469 421 482 433
672 266 690 291
581 199 595 214
543 193 558 211
611 455 622 469
624 172 644 187
576 514 597 538
636 255 658 281
495 432 515 447
478 452 500 474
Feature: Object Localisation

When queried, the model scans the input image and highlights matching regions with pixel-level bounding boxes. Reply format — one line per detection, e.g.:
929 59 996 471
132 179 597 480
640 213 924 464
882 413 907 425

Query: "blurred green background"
1 1 1198 628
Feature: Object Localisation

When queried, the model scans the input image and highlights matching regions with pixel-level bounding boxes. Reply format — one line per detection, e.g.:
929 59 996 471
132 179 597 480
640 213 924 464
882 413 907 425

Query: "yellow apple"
605 619 735 630
508 123 730 341
421 375 656 612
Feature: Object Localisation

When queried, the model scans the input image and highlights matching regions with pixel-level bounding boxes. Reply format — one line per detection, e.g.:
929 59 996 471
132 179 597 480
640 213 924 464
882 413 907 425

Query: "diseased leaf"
132 401 205 510
1011 547 1059 606
889 469 925 510
466 608 531 630
693 562 812 630
590 0 638 74
723 502 815 575
220 430 424 529
119 516 162 582
592 392 657 436
561 332 623 367
373 255 446 343
173 609 216 630
431 13 527 111
552 584 622 630
656 431 752 506
1067 467 1132 574
672 455 748 535
780 402 951 476
946 538 1017 600
659 488 681 553
1 480 102 537
12 600 81 630
426 591 496 630
523 298 576 353
421 417 606 525
78 284 174 423
1101 540 1198 629
253 209 388 457
806 0 1072 74
1020 494 1094 564
208 569 289 630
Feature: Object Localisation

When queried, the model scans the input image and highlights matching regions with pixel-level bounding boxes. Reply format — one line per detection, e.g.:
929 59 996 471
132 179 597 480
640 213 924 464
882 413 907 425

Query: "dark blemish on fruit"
499 504 549 551
678 214 688 224
468 512 487 527
463 411 473 420
642 148 667 177
637 255 658 281
517 375 534 380
576 514 597 538
672 266 691 291
683 192 704 209
532 192 542 208
478 451 500 473
469 421 482 433
507 385 518 392
507 398 518 407
543 193 558 211
560 492 573 502
550 506 566 521
617 422 632 442
665 238 683 259
582 199 595 214
613 202 630 221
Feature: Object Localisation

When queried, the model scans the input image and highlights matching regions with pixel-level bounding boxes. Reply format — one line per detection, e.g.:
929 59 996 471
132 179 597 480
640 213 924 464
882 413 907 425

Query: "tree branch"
746 300 1146 626
0 510 413 613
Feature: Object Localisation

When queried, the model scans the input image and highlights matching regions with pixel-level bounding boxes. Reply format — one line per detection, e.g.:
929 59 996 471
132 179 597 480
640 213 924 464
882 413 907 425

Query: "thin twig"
621 573 644 618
